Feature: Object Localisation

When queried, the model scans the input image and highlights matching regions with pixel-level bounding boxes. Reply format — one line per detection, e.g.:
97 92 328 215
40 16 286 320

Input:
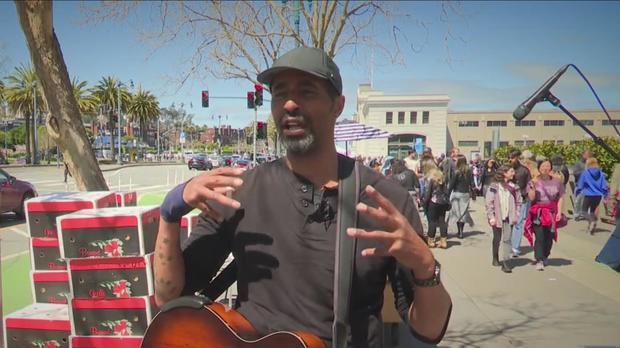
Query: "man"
573 150 593 220
403 149 420 174
441 147 459 184
154 47 452 347
509 150 531 257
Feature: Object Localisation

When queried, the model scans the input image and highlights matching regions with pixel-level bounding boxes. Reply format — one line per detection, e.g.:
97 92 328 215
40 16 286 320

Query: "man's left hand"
347 185 436 279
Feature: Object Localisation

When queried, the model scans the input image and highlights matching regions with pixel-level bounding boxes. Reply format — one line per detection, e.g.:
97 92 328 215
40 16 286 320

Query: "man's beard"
278 114 317 154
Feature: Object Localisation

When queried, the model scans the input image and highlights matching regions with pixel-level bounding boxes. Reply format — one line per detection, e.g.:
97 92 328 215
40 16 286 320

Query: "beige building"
447 109 620 159
353 84 619 160
353 84 450 159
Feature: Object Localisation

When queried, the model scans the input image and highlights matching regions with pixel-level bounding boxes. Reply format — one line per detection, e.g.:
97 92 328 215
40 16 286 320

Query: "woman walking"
485 165 522 273
576 157 609 234
480 158 499 197
422 168 451 248
447 155 475 239
525 159 566 271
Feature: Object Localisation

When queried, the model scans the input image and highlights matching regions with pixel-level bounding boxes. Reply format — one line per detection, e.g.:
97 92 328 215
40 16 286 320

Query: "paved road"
0 163 193 260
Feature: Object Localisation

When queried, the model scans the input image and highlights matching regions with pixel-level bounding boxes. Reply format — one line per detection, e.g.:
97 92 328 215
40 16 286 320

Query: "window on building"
422 111 429 124
573 120 594 126
458 140 479 147
526 140 535 146
398 111 405 124
515 140 524 146
602 119 620 126
543 140 555 145
556 140 564 145
570 140 580 145
499 141 509 147
386 112 393 124
515 120 536 127
544 120 564 126
458 121 479 127
486 120 507 127
410 111 417 124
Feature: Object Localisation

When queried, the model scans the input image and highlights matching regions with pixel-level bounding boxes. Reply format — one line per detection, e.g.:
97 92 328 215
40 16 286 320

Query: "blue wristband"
160 182 193 223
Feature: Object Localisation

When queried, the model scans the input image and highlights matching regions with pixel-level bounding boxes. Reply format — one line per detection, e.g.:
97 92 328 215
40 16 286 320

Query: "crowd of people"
355 147 615 274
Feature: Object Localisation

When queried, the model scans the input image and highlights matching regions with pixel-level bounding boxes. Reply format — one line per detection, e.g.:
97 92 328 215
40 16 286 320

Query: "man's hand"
347 185 435 279
489 218 496 227
183 167 246 222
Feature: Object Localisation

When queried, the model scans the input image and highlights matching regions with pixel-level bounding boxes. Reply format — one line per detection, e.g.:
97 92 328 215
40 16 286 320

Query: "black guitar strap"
333 161 360 348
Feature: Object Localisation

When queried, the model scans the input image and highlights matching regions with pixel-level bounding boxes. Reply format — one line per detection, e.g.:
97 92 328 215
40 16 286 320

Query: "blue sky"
1 1 619 129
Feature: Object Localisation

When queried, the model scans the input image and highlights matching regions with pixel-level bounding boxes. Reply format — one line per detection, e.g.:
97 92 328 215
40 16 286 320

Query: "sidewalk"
428 199 620 348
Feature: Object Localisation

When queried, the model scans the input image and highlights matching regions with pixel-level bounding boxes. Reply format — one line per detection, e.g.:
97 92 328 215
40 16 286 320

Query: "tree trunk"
15 0 108 190
25 112 31 164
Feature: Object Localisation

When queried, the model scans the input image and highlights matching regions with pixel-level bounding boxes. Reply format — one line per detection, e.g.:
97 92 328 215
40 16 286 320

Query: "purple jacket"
485 181 523 227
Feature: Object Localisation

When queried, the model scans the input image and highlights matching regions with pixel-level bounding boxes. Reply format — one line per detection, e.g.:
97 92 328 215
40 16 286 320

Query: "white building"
352 84 450 158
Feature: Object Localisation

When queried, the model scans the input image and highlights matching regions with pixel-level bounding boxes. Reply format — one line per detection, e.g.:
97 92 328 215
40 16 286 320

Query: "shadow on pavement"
441 296 619 348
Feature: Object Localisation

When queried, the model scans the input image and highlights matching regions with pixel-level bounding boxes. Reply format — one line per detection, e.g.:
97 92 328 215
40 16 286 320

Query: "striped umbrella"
334 121 390 142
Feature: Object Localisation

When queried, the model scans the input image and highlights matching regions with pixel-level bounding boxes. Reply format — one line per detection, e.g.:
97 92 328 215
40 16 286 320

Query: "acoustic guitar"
140 296 326 348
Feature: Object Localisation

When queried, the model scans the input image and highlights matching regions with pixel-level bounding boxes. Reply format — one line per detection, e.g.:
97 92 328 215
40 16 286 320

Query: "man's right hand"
183 167 246 223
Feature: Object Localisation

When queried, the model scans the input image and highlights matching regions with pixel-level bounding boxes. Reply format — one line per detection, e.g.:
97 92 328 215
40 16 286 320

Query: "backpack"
431 180 451 208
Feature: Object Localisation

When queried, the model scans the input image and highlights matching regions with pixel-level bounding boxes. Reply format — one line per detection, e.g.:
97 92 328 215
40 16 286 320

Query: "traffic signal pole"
252 106 257 168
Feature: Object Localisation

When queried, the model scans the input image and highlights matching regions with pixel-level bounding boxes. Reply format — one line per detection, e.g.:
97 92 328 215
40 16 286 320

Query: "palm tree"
126 87 159 142
91 76 132 160
4 65 46 164
72 77 98 121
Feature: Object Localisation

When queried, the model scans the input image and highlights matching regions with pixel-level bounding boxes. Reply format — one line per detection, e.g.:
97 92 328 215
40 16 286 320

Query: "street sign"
180 131 186 144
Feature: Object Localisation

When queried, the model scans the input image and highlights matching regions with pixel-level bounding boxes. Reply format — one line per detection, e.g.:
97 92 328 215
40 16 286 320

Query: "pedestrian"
153 46 451 346
441 147 459 184
447 154 475 239
63 162 72 183
509 150 532 257
524 159 566 271
595 163 620 270
404 149 420 173
389 159 420 206
550 154 570 187
572 150 593 221
480 158 498 197
423 168 450 249
485 165 522 273
576 157 609 234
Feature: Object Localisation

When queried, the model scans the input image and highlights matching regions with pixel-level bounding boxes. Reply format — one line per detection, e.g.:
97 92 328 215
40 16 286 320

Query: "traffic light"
202 90 209 108
254 84 263 106
257 121 266 139
247 92 255 109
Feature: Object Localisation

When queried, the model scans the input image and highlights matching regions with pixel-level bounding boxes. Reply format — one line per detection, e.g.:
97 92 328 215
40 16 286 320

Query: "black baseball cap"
257 47 342 95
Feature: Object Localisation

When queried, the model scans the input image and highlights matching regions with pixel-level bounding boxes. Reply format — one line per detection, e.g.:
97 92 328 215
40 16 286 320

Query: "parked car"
0 168 37 219
188 154 213 171
232 159 250 169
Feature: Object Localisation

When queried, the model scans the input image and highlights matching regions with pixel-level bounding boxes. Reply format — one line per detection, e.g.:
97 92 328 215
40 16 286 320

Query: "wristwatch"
412 260 441 287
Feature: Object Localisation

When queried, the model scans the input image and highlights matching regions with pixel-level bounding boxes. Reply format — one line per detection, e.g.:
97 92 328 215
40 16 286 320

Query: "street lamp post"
117 83 122 165
33 81 39 165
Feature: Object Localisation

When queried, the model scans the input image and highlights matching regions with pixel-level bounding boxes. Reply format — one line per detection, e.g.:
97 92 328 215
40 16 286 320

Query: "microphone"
513 64 570 121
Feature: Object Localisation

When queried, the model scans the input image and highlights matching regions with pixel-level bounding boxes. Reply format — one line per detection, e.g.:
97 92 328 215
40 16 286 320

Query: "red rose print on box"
90 238 124 257
101 319 133 336
31 339 60 348
100 279 133 298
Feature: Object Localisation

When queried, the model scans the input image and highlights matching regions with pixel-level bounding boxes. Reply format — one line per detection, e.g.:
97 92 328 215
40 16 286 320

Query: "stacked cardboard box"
114 192 137 207
56 206 160 346
4 192 117 348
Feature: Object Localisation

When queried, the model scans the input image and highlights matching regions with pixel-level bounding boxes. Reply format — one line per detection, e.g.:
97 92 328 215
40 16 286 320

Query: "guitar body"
141 300 325 348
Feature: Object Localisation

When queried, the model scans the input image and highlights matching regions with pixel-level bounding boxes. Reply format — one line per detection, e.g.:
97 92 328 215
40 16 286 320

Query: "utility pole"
252 108 257 167
157 116 160 161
